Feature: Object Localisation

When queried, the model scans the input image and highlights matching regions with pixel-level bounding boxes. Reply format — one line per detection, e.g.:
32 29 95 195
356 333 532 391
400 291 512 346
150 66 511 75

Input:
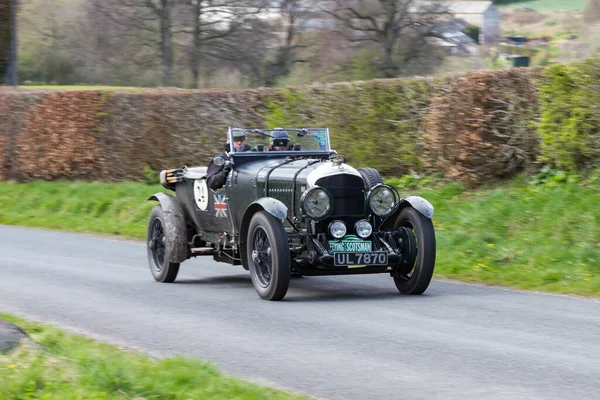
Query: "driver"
206 129 250 190
231 128 252 153
269 128 292 151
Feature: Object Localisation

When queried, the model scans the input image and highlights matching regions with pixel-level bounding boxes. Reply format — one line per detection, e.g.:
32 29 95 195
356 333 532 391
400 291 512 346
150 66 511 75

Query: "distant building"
412 1 501 45
448 1 500 44
428 19 479 55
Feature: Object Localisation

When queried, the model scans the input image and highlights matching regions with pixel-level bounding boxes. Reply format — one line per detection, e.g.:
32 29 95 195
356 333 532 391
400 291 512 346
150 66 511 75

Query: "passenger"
206 129 249 190
269 128 292 151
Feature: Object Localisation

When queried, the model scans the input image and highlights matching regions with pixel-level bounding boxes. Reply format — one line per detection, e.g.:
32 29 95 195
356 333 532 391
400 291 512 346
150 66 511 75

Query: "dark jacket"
206 151 230 191
206 143 251 190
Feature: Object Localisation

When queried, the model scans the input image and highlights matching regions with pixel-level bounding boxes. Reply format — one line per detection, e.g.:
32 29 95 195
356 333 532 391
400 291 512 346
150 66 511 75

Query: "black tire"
358 167 383 189
147 205 181 283
246 211 291 301
392 207 436 295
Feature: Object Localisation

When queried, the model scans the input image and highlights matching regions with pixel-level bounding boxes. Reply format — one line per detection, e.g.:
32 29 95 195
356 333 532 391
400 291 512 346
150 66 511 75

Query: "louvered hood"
257 159 366 220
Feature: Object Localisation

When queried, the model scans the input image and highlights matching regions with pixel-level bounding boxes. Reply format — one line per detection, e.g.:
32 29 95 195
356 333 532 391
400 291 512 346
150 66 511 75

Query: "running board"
190 247 214 255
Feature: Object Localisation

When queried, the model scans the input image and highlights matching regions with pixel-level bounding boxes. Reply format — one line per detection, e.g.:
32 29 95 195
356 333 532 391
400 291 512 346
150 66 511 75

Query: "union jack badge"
214 193 228 218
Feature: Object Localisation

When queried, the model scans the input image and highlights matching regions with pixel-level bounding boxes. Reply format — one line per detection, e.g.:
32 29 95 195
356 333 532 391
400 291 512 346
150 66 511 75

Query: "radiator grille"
315 174 365 217
267 179 293 217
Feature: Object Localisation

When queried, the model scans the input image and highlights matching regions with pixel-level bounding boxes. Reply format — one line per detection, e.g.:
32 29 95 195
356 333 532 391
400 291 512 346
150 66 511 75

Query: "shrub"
265 78 433 177
425 68 542 182
538 59 600 172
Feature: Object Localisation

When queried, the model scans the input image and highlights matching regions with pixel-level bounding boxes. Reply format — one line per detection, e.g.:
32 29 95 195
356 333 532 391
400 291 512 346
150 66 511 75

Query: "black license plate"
333 252 388 267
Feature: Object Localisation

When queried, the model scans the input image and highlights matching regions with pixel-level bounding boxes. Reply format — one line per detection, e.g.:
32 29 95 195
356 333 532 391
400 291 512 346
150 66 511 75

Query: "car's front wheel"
391 207 436 295
247 211 291 301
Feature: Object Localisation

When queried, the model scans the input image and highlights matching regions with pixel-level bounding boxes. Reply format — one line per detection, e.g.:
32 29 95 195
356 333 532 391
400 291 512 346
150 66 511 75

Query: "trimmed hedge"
425 68 542 182
0 59 598 182
538 59 600 172
0 88 273 181
264 79 432 177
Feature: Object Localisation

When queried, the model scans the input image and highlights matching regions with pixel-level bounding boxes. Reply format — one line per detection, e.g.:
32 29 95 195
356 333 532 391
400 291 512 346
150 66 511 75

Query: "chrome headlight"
329 220 347 239
367 184 397 217
301 187 332 220
354 220 373 238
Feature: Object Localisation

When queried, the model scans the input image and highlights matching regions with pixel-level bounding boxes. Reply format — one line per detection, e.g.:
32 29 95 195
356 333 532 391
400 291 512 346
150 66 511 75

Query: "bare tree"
178 0 270 88
93 0 178 86
263 0 310 86
323 0 447 78
1 0 18 85
202 15 278 87
19 0 84 84
78 1 155 85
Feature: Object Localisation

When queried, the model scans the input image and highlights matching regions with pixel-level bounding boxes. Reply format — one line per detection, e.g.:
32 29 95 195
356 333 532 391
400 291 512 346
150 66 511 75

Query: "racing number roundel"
194 179 209 211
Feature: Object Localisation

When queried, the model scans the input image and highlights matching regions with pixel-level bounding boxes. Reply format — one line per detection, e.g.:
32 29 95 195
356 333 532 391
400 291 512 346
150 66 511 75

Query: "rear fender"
148 193 189 263
239 198 288 270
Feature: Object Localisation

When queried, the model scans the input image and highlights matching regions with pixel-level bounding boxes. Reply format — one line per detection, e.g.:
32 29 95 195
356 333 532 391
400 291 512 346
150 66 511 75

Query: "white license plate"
333 252 388 267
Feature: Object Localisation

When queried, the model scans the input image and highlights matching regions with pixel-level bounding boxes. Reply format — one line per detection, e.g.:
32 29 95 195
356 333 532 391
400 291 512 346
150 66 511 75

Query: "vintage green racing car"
146 127 436 301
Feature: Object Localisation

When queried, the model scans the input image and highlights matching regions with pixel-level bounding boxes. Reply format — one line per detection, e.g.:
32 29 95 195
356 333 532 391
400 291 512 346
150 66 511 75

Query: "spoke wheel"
252 227 273 288
391 207 436 295
150 218 166 272
247 211 291 301
146 205 181 283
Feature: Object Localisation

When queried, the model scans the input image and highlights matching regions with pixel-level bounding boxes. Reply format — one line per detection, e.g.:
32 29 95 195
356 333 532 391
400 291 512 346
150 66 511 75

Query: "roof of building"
447 1 494 14
429 20 477 45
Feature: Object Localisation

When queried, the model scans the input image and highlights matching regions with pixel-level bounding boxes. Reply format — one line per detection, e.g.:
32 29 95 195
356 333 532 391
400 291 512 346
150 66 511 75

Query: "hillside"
497 0 589 11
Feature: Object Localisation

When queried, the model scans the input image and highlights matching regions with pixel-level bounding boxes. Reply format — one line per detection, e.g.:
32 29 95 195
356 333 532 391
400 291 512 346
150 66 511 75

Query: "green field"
0 313 307 400
0 175 598 297
497 0 589 11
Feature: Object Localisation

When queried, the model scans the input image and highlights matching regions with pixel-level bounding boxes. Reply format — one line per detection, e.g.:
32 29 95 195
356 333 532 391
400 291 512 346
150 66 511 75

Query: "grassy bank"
409 177 600 296
0 313 306 399
0 178 598 296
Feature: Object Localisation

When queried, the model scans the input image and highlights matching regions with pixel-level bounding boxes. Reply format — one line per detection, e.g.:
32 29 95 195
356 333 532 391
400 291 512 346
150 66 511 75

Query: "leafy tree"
323 0 447 78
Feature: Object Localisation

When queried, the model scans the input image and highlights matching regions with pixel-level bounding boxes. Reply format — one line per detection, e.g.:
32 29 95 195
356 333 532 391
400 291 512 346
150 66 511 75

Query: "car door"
191 176 233 235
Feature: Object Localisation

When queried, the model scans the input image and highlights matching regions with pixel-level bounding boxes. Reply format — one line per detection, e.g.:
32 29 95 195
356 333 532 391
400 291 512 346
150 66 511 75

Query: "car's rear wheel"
147 205 180 283
247 211 291 301
358 167 383 189
391 207 436 295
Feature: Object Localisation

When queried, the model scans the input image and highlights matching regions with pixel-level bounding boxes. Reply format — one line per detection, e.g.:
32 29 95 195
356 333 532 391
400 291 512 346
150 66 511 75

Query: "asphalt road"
0 225 599 400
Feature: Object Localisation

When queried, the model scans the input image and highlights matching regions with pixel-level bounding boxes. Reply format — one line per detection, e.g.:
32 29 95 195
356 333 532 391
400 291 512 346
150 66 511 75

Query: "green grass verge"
0 178 598 296
0 313 308 399
496 0 588 11
0 181 159 238
406 178 600 296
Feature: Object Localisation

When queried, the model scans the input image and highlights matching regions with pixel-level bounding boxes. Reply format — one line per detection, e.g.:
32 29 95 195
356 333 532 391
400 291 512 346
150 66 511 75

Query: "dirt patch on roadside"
0 318 28 353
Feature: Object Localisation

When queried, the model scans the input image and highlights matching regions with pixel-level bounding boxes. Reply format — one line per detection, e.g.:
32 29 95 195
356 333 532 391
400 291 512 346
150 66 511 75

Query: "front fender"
249 198 288 220
399 195 434 219
239 198 288 270
147 193 189 263
381 195 434 230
